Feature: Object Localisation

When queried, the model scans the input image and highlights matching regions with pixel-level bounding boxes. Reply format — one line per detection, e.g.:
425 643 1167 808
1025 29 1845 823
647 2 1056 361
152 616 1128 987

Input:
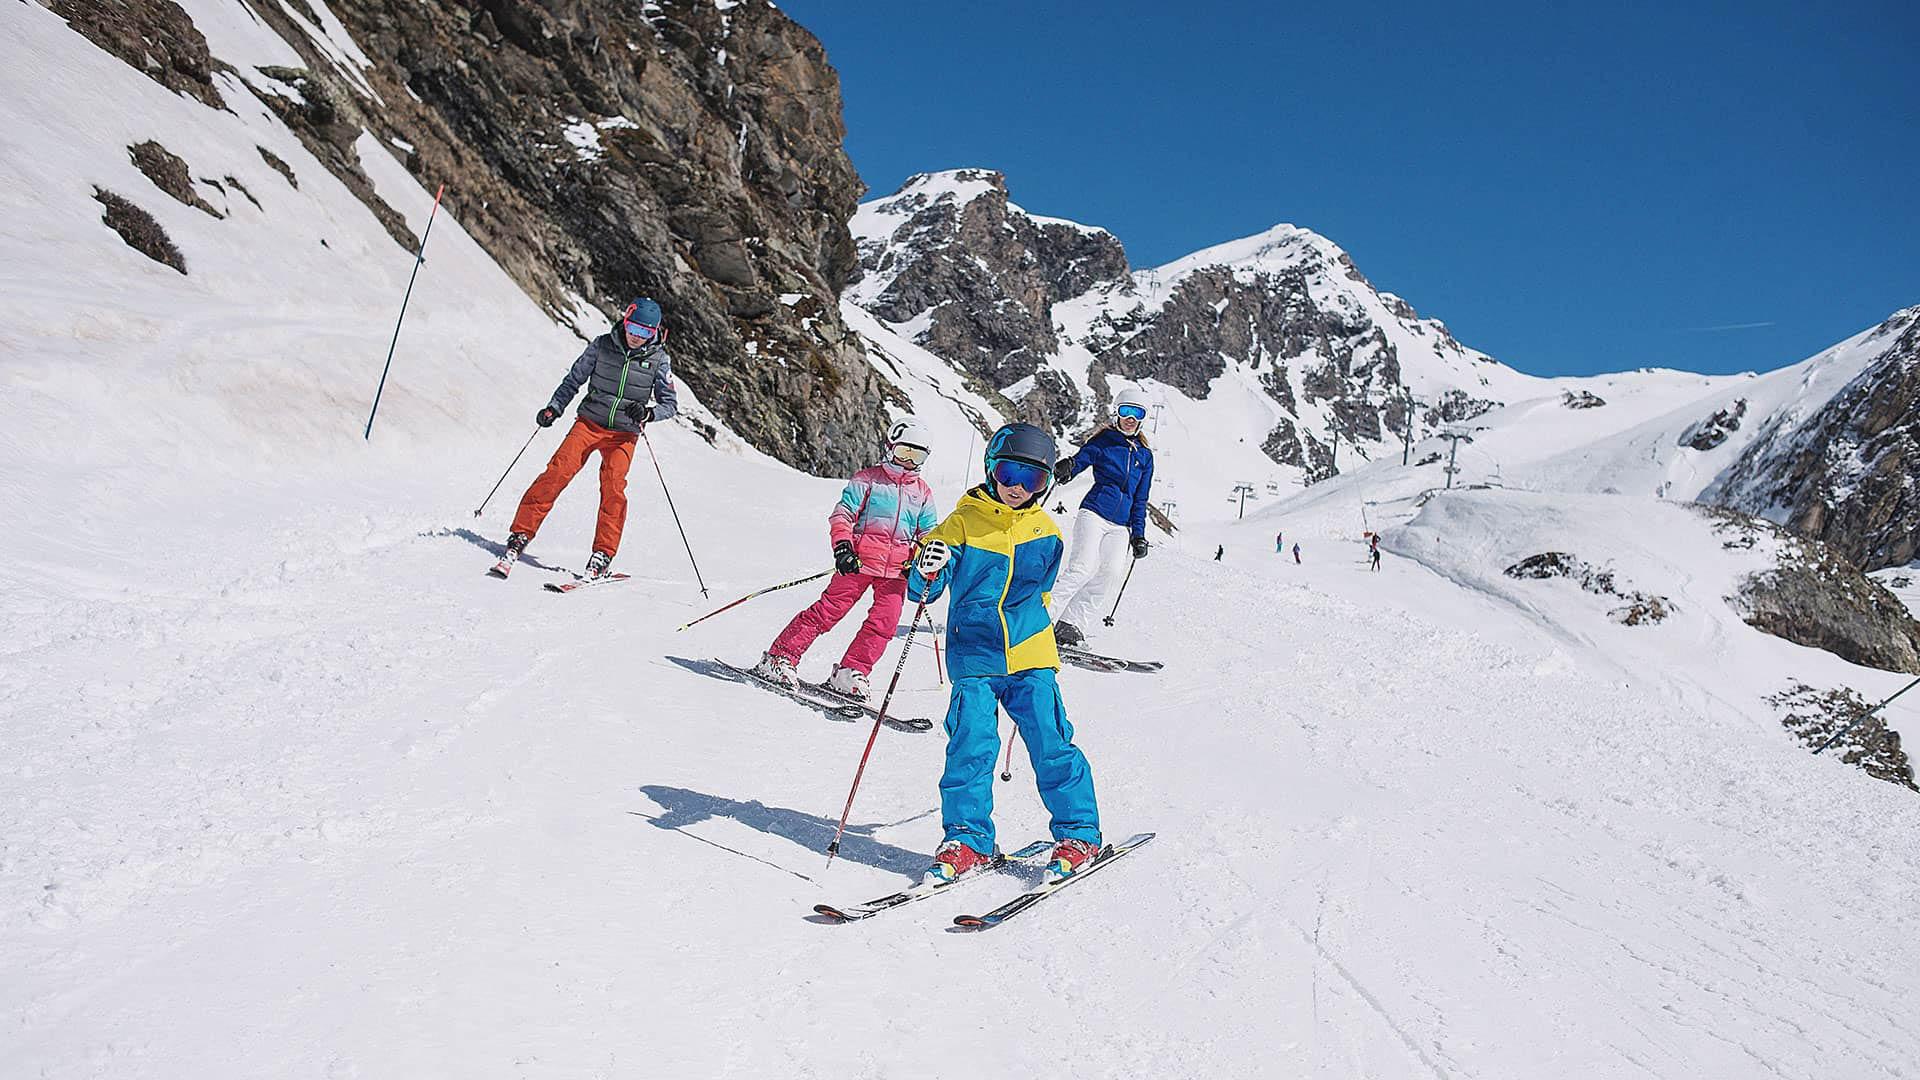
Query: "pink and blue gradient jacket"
830 462 939 577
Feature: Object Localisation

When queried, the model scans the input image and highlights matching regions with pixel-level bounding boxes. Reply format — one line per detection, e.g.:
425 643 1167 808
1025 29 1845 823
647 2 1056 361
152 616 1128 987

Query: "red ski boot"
927 840 994 883
1048 838 1100 879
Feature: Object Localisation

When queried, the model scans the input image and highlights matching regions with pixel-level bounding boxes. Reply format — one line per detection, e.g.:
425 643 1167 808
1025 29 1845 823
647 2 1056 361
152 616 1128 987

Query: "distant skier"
1214 545 1224 561
1293 542 1302 564
1049 388 1156 647
1368 533 1381 572
751 419 938 701
1275 531 1284 554
492 298 678 579
909 422 1102 882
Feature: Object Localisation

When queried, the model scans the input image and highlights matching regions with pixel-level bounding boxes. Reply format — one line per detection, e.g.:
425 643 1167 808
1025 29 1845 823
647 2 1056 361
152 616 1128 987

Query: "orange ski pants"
510 417 638 556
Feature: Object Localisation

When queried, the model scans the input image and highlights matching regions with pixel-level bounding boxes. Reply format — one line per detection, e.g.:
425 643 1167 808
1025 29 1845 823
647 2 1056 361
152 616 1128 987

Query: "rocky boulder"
1679 398 1747 451
1710 511 1920 673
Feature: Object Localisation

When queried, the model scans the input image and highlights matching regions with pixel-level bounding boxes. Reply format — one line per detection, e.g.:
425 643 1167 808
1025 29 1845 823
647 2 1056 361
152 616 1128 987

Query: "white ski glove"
915 539 951 578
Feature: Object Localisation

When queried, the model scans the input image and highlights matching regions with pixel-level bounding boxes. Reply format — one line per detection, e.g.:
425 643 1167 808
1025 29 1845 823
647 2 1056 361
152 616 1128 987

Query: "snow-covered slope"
9 4 1920 1076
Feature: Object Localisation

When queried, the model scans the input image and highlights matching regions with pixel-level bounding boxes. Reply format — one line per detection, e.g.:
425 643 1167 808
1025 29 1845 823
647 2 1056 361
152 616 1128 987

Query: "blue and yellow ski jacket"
907 486 1064 679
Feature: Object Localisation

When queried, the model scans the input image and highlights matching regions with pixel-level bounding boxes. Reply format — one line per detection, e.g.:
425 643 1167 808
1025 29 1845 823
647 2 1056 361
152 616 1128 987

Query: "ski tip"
952 914 997 929
812 904 853 922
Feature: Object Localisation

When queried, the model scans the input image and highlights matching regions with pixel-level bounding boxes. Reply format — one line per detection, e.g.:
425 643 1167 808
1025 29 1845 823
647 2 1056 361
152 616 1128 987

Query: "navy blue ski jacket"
1058 427 1154 538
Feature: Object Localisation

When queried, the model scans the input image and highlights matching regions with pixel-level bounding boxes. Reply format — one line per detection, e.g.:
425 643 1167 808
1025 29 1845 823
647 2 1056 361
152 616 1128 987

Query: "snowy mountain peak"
1145 221 1346 284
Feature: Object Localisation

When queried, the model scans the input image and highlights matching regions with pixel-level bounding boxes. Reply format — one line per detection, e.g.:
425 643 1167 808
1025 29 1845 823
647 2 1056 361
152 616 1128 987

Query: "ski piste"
714 660 935 733
543 571 632 593
953 832 1155 929
1058 646 1163 673
814 840 1053 922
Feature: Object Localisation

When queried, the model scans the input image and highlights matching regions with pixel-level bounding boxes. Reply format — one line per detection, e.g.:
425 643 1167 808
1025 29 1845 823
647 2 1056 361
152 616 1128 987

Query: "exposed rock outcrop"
1679 398 1747 451
49 0 888 475
851 170 1129 387
1709 510 1920 673
93 187 184 273
1503 551 1672 625
1769 682 1916 792
128 141 222 218
1707 307 1920 571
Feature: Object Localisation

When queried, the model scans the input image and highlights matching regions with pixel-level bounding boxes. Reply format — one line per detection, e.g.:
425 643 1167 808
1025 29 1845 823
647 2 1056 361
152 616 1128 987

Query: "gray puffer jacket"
546 331 680 434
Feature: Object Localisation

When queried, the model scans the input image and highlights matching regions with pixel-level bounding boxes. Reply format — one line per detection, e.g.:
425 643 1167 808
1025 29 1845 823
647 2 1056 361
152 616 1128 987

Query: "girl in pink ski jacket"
755 423 938 699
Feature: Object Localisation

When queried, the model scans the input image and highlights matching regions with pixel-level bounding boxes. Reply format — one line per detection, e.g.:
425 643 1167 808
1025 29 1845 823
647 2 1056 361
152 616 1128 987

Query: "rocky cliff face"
849 170 1130 389
44 0 888 474
846 173 1533 480
1708 307 1920 572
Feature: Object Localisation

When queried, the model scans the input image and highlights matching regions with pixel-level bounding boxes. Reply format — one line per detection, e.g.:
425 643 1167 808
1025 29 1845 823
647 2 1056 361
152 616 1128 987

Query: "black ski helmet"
983 422 1057 494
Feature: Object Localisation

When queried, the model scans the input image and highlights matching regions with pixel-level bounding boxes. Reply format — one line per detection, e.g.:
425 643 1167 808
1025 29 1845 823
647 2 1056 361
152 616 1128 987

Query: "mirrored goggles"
990 458 1050 491
891 443 930 467
1116 403 1148 421
624 320 660 342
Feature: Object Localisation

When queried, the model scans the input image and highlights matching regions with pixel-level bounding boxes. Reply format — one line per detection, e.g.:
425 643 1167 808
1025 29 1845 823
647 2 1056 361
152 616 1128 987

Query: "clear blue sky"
781 0 1919 377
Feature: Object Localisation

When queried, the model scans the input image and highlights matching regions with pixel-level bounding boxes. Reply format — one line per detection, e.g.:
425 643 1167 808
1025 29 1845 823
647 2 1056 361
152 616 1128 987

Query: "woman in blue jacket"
1049 387 1155 646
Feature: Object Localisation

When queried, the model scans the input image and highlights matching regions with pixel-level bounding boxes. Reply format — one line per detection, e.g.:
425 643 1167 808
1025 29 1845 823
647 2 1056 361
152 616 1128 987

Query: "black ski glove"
834 540 861 576
537 406 560 428
1131 535 1150 559
1054 458 1075 482
624 400 652 429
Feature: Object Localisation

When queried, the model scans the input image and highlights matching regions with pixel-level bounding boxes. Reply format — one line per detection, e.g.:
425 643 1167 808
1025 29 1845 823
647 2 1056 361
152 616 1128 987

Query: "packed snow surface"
7 3 1920 1076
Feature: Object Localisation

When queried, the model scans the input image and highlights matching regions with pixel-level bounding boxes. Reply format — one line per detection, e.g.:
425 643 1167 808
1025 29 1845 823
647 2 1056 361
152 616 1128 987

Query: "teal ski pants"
940 668 1100 856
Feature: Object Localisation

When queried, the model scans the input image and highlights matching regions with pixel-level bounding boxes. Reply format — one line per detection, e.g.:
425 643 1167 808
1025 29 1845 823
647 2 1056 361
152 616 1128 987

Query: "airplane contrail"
1684 321 1777 333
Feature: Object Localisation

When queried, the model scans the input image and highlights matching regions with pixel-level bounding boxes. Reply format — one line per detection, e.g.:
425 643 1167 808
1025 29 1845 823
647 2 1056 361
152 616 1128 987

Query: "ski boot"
1047 837 1100 879
1053 620 1086 647
583 550 614 580
488 532 532 578
927 840 994 884
825 665 871 702
749 651 800 689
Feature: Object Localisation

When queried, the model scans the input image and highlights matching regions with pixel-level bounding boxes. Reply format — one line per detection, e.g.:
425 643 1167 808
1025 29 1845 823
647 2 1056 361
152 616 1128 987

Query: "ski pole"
826 596 929 867
365 182 445 440
1000 728 1019 783
1813 675 1920 755
641 430 709 598
676 569 834 632
919 607 945 685
1102 556 1138 627
472 427 540 518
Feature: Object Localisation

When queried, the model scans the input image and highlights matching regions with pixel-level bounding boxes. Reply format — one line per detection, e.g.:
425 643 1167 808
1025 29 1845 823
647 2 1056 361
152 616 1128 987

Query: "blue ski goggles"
623 320 660 342
990 457 1050 491
1116 403 1147 421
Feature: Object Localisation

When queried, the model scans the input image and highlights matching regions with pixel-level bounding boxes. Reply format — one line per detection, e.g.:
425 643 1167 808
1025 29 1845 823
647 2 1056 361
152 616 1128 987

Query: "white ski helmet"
886 416 933 468
1114 386 1153 421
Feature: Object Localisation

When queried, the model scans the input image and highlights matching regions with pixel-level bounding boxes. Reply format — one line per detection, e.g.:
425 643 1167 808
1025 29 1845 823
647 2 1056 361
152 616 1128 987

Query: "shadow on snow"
634 784 934 881
425 526 568 573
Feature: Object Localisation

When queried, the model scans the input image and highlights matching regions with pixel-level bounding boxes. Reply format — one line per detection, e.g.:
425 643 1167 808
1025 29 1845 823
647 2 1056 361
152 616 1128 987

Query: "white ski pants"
1052 509 1133 630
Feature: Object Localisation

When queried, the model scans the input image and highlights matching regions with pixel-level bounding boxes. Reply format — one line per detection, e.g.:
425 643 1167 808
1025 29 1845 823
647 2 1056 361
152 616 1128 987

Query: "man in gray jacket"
497 297 679 579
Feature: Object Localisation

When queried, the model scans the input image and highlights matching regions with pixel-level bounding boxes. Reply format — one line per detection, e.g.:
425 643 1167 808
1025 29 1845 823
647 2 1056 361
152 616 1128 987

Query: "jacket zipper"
608 358 632 427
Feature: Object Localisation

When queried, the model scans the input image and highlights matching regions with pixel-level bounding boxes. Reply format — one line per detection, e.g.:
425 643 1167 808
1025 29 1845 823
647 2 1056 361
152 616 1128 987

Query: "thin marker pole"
365 182 445 440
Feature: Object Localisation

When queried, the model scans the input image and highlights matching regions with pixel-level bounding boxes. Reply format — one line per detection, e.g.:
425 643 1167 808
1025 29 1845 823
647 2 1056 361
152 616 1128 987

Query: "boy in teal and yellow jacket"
908 423 1103 883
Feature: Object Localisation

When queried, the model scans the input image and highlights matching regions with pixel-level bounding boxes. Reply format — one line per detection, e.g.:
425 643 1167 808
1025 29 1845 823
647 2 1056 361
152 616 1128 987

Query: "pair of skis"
486 553 630 593
713 659 935 733
1058 646 1162 674
814 832 1154 929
